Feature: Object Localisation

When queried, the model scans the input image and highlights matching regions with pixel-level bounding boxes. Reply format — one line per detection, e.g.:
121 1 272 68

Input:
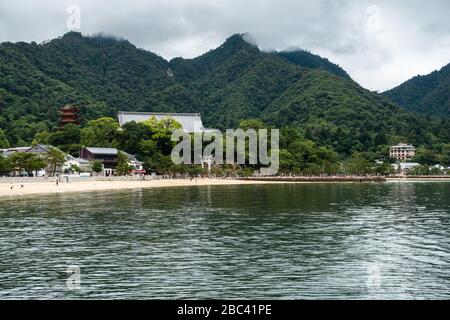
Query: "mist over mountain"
0 32 449 156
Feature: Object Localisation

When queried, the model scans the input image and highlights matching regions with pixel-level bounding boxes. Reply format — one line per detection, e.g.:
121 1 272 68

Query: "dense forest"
384 62 450 118
0 32 449 167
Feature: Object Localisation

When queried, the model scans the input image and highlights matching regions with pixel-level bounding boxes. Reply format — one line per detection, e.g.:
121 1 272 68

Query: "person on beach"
56 179 59 187
10 182 14 190
20 180 24 188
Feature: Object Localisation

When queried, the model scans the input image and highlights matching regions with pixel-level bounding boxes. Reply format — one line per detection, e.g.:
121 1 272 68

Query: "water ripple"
0 183 449 299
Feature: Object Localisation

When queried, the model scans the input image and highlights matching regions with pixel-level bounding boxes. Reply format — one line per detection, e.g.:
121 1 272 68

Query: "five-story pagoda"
59 105 79 129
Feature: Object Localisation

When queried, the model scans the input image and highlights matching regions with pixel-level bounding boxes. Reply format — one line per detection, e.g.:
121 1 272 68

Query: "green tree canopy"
345 153 373 175
142 116 182 155
46 147 66 176
115 152 132 176
116 121 152 157
0 155 11 174
0 129 10 148
91 160 103 174
9 152 46 176
32 131 51 145
50 124 82 155
81 117 119 148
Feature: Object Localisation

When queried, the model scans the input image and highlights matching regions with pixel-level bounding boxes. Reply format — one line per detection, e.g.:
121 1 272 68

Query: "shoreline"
1 176 449 198
0 179 287 198
386 177 450 182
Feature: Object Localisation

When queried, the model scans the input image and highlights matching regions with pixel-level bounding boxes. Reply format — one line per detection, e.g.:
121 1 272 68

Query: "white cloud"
0 0 449 91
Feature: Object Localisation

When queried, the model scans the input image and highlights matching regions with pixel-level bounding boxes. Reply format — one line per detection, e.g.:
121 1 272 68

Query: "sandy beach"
2 176 447 198
0 178 281 198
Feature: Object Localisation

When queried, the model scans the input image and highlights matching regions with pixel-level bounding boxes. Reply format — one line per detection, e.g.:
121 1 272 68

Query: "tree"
9 152 34 175
0 155 11 175
115 152 132 176
7 117 48 147
439 144 450 166
46 147 66 176
345 153 373 175
413 147 439 166
49 124 82 155
91 160 103 174
430 166 443 176
32 131 51 145
0 129 10 148
373 132 388 147
239 119 267 131
140 140 169 174
27 157 47 176
283 139 338 174
9 152 46 176
144 153 173 175
66 164 81 174
410 165 431 176
116 121 152 156
374 162 395 176
142 116 182 155
81 117 119 148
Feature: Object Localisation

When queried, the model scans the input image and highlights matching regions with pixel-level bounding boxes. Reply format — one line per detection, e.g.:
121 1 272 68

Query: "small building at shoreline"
393 162 421 173
80 147 144 176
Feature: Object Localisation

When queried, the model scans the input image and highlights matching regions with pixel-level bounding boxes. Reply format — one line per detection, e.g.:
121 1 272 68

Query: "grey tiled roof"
72 157 91 164
85 147 118 155
117 111 213 133
26 144 52 153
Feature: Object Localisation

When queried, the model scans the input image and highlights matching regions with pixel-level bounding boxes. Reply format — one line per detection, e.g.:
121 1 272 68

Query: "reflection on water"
0 182 449 299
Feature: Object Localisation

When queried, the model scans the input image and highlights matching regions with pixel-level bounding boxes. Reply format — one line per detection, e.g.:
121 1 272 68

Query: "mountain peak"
61 31 83 39
221 33 259 52
55 31 134 50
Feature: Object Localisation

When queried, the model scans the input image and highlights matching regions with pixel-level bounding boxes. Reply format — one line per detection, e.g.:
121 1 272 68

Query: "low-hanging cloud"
0 0 449 91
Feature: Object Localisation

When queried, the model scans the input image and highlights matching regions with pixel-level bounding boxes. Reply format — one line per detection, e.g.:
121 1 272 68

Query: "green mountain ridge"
383 63 450 117
0 32 449 158
275 49 352 80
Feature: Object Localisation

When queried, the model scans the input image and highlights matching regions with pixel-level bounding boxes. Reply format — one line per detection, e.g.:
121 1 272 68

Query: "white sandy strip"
0 179 283 198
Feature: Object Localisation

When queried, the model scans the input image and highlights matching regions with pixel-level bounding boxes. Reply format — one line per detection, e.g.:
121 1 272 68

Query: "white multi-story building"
389 144 416 161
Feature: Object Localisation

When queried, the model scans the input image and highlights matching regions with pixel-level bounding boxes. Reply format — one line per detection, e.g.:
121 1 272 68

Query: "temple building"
117 111 213 133
389 144 417 161
59 105 79 129
80 147 118 176
80 147 144 176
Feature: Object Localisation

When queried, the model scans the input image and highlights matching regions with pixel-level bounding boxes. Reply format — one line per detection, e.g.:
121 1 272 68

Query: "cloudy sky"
1 0 449 91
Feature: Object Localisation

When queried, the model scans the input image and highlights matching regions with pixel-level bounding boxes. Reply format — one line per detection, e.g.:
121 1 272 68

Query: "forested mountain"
0 32 449 159
383 63 450 117
275 50 351 80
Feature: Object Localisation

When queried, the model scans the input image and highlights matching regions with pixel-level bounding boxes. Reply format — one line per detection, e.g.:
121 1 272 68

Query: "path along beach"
0 178 282 198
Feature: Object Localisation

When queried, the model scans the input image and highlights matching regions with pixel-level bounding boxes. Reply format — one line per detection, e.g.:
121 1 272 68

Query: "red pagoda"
59 105 79 129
